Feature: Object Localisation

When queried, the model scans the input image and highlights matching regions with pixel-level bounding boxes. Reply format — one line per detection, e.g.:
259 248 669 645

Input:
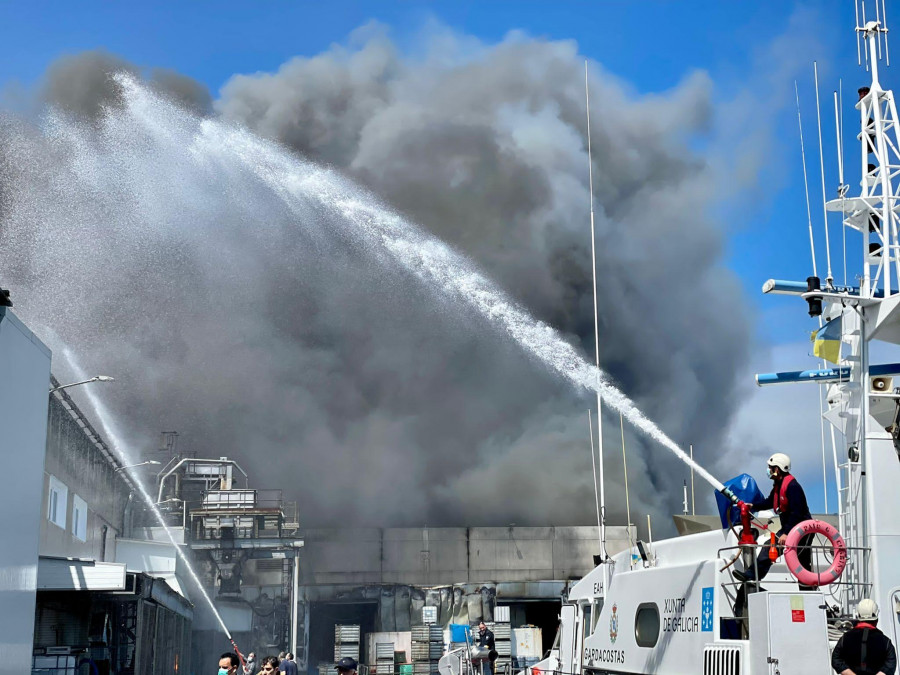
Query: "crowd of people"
218 651 305 675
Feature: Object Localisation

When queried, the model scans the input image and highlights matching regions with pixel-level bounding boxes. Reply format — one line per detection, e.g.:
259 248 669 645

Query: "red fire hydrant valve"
738 501 756 545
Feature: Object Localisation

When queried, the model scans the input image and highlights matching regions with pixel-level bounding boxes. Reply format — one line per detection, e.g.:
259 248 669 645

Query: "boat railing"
716 540 872 622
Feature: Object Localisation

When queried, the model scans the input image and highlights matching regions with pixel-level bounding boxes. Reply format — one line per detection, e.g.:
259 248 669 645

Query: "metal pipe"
762 279 884 297
291 553 300 656
756 362 900 386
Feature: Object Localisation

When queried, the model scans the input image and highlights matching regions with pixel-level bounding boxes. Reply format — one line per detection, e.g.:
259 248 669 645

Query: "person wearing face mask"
243 653 257 675
219 653 240 675
732 453 814 617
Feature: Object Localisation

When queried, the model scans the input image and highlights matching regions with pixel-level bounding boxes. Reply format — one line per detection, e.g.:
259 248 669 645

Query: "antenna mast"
837 11 900 299
585 61 608 561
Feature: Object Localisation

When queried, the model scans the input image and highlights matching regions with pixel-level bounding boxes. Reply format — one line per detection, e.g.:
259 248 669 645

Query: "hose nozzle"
720 486 741 506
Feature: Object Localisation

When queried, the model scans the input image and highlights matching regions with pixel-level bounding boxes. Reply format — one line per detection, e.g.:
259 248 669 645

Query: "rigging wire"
798 76 831 512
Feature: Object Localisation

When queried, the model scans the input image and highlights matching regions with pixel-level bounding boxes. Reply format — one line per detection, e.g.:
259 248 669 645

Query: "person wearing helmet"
733 453 814 616
832 599 897 675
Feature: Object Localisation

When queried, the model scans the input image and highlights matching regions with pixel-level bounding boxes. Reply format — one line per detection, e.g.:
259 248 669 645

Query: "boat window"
591 598 604 633
635 603 660 648
582 603 593 636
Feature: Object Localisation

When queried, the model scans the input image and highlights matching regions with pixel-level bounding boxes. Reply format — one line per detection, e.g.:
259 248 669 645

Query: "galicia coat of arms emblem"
609 603 619 643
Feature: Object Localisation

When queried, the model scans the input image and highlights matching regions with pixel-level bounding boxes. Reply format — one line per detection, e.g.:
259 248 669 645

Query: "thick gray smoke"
0 30 751 531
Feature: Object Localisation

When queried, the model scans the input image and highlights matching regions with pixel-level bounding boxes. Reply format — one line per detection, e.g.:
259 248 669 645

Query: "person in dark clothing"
832 599 897 675
477 622 495 650
733 453 815 616
334 657 358 675
281 654 298 675
476 622 496 675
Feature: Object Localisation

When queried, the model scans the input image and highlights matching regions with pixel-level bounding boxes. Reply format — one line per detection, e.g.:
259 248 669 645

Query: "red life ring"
783 519 847 587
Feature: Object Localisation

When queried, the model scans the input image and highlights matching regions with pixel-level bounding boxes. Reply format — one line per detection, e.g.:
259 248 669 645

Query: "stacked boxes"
335 625 361 664
411 624 442 675
375 642 395 675
491 606 511 675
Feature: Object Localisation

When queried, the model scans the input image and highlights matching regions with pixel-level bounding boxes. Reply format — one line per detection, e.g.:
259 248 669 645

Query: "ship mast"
821 9 896 612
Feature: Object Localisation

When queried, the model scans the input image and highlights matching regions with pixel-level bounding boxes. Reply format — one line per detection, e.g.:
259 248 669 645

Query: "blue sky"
2 0 894 513
0 0 869 345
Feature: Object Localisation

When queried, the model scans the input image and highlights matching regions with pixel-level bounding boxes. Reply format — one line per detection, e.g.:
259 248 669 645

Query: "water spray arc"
61 347 244 661
166 76 732 499
20 71 735 575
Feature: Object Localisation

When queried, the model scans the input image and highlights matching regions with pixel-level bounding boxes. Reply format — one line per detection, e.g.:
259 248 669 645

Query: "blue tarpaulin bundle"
450 624 471 643
714 473 766 529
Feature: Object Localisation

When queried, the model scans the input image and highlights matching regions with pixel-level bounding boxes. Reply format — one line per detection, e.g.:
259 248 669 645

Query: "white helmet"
857 598 879 621
767 453 791 473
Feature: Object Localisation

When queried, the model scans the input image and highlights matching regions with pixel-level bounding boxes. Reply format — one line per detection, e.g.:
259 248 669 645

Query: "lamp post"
114 460 161 473
50 375 114 393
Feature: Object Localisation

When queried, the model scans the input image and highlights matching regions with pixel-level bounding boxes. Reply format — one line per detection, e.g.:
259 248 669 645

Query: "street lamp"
50 375 115 393
114 460 161 473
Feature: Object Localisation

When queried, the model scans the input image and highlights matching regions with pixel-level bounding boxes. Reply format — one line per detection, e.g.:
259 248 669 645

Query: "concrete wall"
39 394 131 560
299 526 632 587
0 308 51 672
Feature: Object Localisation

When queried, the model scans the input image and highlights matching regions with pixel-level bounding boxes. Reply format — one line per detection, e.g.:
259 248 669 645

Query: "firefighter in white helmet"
832 599 897 675
733 453 814 616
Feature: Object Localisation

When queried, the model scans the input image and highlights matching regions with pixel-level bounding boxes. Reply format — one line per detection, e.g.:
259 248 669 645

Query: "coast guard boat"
538 12 900 675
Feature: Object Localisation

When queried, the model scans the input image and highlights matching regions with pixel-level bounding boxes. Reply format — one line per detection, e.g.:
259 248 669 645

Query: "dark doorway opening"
308 602 378 675
504 601 562 657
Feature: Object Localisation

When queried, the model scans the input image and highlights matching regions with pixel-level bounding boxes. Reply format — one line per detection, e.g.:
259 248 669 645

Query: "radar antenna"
856 0 891 69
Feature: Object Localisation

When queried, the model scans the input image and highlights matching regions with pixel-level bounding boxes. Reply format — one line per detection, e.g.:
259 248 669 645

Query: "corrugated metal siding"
37 558 126 591
34 600 90 647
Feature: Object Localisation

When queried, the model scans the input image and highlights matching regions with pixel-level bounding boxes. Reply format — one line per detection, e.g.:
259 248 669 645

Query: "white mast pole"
815 62 834 284
689 444 696 516
588 410 602 547
585 61 608 562
796 82 819 279
620 414 633 555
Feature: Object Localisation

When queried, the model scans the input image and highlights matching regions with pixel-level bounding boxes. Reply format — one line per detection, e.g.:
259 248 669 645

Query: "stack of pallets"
411 624 443 675
375 642 395 675
491 607 511 675
335 625 361 664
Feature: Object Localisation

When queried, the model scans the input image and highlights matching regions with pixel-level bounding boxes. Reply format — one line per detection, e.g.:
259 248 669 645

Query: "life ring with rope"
783 519 847 587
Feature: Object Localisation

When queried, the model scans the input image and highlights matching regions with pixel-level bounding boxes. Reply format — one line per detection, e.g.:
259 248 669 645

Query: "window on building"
47 475 68 529
72 494 87 542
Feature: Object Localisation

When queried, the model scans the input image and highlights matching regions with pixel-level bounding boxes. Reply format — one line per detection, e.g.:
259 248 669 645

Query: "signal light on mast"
806 276 823 317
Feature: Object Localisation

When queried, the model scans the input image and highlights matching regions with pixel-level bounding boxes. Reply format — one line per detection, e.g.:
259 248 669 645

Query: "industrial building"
142 454 303 669
292 526 634 674
0 306 195 675
1 305 52 673
1 305 639 675
34 381 194 675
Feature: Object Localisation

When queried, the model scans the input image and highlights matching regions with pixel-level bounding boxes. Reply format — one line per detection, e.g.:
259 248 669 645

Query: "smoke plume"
0 28 755 531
